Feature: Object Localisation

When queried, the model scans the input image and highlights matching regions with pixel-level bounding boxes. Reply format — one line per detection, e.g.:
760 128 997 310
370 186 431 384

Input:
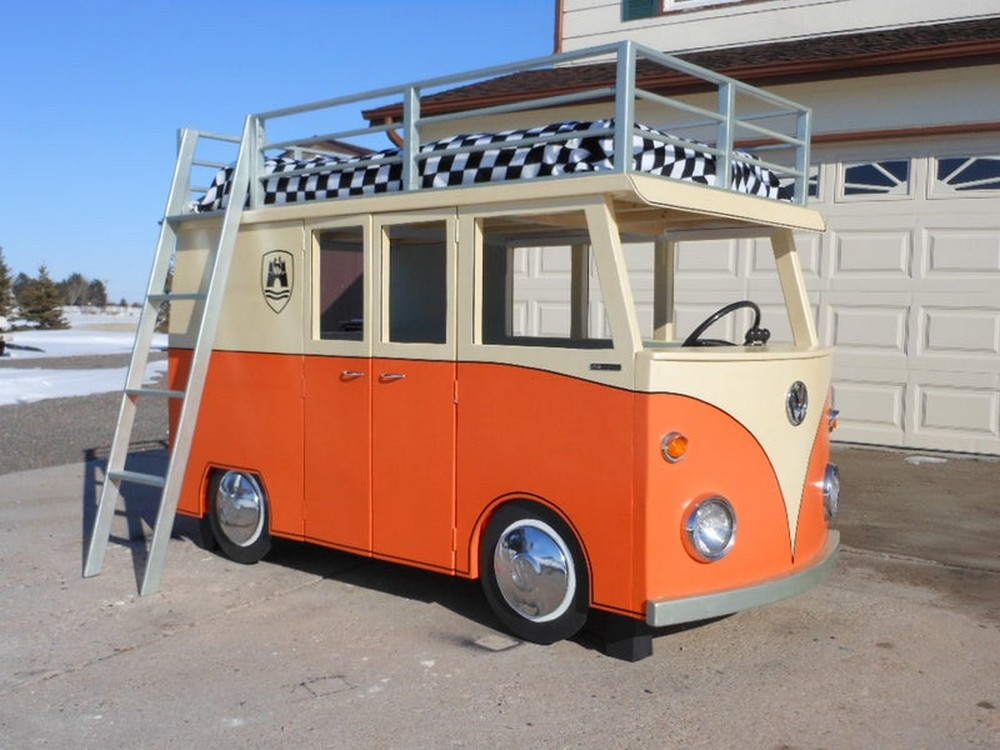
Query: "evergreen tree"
19 266 68 329
0 247 13 318
12 272 31 308
87 278 108 309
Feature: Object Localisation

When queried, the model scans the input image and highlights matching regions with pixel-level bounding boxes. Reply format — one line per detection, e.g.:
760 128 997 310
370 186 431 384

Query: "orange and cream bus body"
166 42 839 655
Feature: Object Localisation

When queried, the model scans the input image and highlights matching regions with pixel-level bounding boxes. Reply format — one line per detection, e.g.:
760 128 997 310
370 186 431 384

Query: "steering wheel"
682 300 770 347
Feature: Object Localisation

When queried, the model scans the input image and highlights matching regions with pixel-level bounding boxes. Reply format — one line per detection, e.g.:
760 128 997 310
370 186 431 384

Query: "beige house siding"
560 0 998 53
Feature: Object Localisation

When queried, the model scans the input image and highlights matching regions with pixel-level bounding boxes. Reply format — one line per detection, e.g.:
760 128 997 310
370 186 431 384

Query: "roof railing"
186 41 812 211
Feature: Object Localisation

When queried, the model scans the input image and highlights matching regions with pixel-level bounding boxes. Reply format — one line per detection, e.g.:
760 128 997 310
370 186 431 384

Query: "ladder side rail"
140 117 256 596
84 129 203 578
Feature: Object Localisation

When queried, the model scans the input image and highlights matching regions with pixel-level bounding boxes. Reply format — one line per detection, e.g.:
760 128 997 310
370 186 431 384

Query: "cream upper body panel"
171 219 307 354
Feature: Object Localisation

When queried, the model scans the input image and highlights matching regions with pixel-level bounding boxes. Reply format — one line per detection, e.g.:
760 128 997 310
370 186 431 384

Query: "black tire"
480 501 589 645
207 470 271 564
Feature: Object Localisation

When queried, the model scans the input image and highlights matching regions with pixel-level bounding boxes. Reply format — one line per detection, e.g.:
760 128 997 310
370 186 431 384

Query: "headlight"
683 496 737 562
823 464 840 520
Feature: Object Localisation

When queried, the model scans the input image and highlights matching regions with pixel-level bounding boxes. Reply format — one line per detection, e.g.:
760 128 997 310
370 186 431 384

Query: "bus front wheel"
480 502 589 645
207 470 272 564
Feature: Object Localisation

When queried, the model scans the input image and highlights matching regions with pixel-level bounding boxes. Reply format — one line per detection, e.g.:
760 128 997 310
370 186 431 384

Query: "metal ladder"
83 119 253 596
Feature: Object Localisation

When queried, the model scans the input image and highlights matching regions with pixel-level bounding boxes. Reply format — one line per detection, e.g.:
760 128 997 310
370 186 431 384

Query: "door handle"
379 373 407 382
341 370 365 380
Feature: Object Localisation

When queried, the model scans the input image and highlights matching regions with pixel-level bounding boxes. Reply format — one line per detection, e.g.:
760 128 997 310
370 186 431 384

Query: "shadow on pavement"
80 442 202 592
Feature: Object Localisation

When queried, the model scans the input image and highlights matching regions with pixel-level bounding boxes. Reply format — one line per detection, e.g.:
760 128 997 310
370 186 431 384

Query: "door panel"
303 356 372 552
371 358 456 569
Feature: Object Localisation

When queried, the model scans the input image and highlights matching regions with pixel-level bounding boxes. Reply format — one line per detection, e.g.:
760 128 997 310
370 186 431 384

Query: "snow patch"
0 311 168 405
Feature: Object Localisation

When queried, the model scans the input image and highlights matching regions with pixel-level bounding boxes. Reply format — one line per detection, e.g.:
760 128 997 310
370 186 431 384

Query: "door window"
384 221 449 344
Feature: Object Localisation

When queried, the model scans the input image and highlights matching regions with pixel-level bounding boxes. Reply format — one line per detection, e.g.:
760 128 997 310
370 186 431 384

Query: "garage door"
807 139 1000 455
510 138 1000 455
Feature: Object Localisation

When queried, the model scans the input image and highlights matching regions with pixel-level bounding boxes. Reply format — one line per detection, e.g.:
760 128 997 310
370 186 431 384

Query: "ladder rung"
147 292 206 303
165 210 223 224
125 387 185 399
109 470 167 488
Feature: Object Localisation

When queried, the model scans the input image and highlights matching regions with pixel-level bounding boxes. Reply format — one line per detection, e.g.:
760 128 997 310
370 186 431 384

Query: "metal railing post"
717 81 734 191
402 86 421 191
613 41 637 174
795 108 812 204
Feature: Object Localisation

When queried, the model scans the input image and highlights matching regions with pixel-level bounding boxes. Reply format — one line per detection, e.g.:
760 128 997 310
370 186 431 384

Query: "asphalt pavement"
0 382 998 748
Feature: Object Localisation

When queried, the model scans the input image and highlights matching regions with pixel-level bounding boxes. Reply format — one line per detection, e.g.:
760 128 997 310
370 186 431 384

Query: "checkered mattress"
195 119 782 212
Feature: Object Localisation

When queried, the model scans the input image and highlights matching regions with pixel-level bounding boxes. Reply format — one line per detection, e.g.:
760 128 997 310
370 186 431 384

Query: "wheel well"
203 465 268 515
472 496 591 587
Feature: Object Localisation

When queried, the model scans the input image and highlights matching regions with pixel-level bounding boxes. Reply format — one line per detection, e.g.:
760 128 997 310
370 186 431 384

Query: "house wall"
560 0 998 53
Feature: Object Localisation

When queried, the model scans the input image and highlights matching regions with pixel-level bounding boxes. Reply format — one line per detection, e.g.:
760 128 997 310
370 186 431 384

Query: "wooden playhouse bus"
85 42 840 660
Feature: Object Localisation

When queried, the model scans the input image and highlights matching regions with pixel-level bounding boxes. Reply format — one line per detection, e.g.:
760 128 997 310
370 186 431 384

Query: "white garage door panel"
828 227 916 292
674 239 740 276
831 372 906 446
824 292 911 372
925 232 1000 275
909 370 1000 453
749 233 823 282
915 299 1000 365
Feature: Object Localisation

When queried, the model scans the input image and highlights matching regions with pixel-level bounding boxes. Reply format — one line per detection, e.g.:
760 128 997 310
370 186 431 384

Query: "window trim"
306 216 372 358
373 210 458 361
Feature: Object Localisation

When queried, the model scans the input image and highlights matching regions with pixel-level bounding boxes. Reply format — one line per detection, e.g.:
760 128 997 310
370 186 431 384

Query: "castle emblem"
261 250 293 314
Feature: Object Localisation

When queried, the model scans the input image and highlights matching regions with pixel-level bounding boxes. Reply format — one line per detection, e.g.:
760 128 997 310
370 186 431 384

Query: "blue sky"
0 1 555 304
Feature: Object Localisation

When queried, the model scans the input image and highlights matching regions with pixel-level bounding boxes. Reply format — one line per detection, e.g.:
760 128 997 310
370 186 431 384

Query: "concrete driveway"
0 445 997 749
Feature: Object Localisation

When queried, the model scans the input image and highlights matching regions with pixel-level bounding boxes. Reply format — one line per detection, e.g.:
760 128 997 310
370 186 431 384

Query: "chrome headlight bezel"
823 463 840 520
683 495 737 563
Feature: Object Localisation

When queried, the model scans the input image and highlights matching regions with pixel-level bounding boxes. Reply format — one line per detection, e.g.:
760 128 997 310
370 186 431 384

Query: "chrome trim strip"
646 531 839 628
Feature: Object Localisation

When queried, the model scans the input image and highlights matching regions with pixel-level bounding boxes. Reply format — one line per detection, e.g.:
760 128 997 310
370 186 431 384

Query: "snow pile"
0 311 168 406
1 363 167 406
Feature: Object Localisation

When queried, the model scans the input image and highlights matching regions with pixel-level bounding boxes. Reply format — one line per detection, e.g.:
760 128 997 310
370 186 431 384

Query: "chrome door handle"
341 370 365 379
379 373 407 382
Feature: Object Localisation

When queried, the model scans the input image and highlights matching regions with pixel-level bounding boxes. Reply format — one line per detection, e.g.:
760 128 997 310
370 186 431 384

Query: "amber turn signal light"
661 432 689 463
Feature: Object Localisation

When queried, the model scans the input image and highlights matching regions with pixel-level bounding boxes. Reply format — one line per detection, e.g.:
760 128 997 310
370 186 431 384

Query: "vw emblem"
786 381 808 426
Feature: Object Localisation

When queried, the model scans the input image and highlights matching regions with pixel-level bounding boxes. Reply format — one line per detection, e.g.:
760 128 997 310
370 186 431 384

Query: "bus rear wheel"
480 502 589 645
207 470 271 564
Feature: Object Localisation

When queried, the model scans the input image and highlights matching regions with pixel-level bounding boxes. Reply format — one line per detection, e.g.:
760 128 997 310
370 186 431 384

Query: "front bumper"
646 531 840 628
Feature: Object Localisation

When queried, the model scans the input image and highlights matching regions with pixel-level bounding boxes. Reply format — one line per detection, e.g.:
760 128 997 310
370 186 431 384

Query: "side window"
385 221 448 344
623 0 659 20
317 225 364 340
480 212 612 349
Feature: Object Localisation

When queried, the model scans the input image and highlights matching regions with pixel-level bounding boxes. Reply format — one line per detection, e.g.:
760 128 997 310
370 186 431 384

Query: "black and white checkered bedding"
195 119 782 212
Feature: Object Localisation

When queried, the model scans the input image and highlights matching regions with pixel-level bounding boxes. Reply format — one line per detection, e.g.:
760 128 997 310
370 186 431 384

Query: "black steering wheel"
682 300 770 347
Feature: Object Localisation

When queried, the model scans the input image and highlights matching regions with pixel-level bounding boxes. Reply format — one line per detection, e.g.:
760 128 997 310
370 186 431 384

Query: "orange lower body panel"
170 349 305 536
172 351 830 621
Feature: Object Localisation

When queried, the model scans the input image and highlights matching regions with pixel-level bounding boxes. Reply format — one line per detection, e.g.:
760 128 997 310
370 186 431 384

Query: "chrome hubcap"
215 471 265 547
493 519 575 623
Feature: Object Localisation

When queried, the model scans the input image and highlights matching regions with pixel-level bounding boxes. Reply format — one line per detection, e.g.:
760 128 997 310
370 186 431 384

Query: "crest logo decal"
262 250 293 314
